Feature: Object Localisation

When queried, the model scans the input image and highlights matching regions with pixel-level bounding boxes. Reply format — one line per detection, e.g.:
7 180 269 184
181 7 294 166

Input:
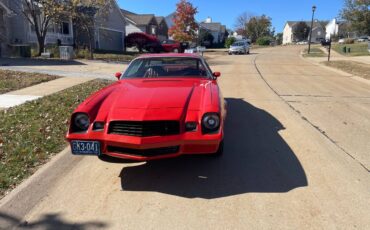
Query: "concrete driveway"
0 46 369 229
0 58 127 79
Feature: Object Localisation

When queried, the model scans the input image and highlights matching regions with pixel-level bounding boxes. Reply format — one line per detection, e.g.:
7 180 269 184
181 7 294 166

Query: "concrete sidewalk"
0 77 94 109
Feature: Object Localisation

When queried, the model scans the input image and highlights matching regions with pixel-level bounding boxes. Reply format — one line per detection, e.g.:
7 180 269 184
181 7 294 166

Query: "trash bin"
59 46 74 60
342 46 347 53
347 48 351 53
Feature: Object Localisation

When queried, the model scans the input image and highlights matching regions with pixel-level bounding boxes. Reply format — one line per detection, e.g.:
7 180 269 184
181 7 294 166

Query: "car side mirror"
115 72 122 80
213 72 221 78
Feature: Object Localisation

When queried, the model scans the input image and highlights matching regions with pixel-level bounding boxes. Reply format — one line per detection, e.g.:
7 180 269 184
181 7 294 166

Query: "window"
151 26 156 35
62 22 70 35
123 57 211 79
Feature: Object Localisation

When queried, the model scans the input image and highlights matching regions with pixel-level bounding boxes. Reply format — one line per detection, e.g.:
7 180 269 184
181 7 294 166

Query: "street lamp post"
308 5 317 54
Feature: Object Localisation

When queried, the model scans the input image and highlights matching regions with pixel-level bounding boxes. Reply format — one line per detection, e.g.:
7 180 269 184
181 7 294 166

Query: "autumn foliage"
168 0 198 42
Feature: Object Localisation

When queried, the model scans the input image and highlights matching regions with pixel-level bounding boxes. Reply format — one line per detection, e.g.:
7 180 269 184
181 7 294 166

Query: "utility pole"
308 5 317 54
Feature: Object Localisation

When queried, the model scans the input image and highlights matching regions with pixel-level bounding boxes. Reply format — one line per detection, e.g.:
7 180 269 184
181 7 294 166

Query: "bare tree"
18 0 66 56
70 0 113 59
234 12 254 37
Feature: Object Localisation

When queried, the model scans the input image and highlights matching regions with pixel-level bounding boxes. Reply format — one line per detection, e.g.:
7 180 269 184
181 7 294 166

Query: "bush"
344 38 355 44
75 49 90 59
225 37 236 48
256 37 271 46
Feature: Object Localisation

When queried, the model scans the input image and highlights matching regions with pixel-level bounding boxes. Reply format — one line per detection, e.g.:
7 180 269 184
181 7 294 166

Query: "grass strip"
323 60 370 80
0 70 59 94
332 43 369 56
0 79 113 197
303 48 326 57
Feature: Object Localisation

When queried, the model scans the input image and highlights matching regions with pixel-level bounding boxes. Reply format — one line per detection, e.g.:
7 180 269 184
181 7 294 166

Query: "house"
283 20 326 45
165 13 175 29
199 17 227 44
122 9 168 41
75 0 126 52
326 19 353 39
155 16 169 42
0 0 74 57
0 0 125 57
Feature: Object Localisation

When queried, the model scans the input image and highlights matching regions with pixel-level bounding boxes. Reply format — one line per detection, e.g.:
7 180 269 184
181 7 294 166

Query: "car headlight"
72 113 90 132
202 113 220 134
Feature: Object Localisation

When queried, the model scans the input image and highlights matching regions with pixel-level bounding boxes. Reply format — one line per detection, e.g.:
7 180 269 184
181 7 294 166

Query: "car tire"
246 50 250 54
212 140 224 157
173 48 179 53
149 47 155 53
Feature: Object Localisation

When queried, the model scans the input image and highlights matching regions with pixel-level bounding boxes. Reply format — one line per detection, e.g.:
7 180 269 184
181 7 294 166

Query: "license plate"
71 141 100 156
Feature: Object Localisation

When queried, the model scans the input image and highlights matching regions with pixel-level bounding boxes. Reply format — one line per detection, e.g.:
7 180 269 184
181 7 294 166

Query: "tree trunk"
37 36 46 56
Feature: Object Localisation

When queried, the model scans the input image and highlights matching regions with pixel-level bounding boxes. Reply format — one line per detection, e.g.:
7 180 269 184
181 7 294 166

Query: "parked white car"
297 40 308 45
357 36 369 42
338 38 346 44
228 41 250 55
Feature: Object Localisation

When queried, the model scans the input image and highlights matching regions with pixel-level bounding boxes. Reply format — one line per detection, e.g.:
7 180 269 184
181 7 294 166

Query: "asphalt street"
0 46 369 230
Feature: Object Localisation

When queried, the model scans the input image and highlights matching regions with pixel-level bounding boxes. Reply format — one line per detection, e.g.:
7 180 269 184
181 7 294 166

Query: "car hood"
78 78 218 121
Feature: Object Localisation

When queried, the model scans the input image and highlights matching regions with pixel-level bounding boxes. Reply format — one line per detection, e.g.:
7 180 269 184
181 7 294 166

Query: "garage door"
98 28 123 52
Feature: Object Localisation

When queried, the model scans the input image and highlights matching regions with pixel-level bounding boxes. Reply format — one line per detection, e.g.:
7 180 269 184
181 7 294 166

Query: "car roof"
138 53 202 59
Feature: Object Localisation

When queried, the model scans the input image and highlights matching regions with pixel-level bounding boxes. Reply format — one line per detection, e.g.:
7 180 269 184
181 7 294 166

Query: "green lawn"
93 53 139 62
75 49 138 62
303 47 327 57
0 79 113 197
0 70 59 94
332 43 370 56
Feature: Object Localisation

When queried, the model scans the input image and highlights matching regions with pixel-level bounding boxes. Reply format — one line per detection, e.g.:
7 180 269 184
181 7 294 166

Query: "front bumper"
229 48 245 54
66 131 223 161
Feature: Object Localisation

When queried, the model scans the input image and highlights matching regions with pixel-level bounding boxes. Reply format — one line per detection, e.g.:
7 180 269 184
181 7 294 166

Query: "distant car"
228 41 250 55
321 39 331 46
357 36 369 42
338 38 346 44
297 40 308 45
161 40 182 53
66 53 226 161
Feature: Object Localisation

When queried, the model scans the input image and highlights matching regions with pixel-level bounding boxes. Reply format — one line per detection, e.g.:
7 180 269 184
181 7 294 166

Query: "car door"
162 40 174 52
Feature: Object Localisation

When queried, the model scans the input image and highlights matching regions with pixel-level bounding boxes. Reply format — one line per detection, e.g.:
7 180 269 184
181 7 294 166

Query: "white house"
283 20 326 45
199 17 227 44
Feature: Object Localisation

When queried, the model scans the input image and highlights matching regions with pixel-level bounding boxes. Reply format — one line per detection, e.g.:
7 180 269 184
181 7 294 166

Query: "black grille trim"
107 145 180 157
108 121 180 137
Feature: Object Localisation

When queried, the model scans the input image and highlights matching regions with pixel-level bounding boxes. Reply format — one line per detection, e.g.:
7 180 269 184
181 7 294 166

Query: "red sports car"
66 53 226 161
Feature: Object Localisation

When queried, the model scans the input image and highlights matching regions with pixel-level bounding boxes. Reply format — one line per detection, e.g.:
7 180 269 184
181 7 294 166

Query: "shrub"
75 49 90 59
256 37 271 46
225 37 236 48
344 38 355 44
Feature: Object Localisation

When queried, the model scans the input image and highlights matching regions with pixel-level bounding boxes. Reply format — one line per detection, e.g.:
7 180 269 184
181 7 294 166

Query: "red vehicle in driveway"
66 53 226 161
161 40 182 53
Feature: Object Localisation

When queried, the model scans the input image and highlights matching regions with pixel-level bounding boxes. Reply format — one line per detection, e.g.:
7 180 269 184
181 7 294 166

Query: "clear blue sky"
117 0 344 33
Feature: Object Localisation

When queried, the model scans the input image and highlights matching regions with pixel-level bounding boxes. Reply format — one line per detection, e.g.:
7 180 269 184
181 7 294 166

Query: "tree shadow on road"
119 98 308 199
0 212 107 230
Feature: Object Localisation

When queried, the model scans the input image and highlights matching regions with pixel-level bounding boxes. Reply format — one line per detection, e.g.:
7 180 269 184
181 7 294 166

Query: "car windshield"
233 42 245 47
122 57 212 79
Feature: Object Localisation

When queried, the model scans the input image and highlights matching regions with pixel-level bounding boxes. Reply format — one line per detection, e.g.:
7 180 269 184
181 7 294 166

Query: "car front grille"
107 145 180 157
108 121 180 137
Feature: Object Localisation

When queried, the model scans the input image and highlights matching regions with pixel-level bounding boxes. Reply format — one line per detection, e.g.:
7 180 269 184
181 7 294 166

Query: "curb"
0 147 83 229
298 51 370 85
